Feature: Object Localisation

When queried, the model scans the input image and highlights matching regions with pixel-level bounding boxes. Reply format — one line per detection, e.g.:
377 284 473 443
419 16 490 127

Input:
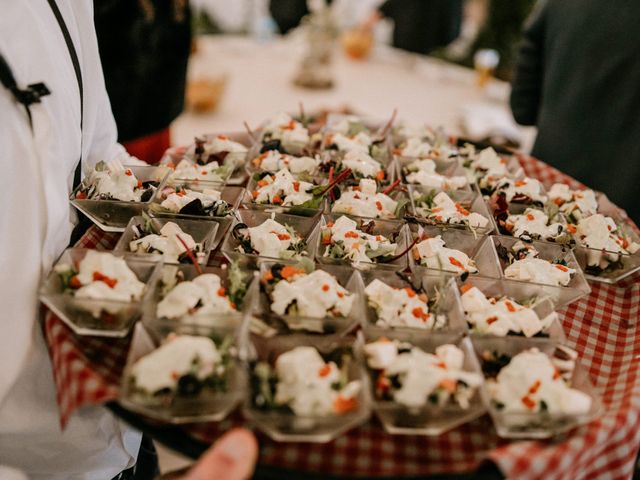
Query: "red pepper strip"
328 166 335 202
382 179 401 196
320 168 353 196
176 234 202 275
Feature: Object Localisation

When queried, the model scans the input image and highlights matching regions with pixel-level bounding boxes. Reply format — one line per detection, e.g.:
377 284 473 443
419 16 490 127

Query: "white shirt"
0 2 140 479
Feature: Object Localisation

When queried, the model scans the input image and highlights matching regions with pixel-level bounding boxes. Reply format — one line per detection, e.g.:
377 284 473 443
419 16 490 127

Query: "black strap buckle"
11 82 51 107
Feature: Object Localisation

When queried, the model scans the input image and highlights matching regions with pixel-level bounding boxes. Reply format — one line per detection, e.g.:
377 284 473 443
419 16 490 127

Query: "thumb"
184 428 258 480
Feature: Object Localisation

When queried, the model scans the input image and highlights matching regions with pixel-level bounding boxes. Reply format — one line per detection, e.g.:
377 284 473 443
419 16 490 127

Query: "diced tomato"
515 180 527 187
528 379 541 395
262 271 274 282
176 190 186 197
137 180 143 189
252 191 259 199
326 221 334 228
257 179 269 187
412 307 427 320
553 368 561 380
459 284 473 294
171 371 179 380
202 170 208 175
553 197 565 206
405 287 416 298
92 271 118 289
333 395 358 414
318 364 331 377
435 361 447 369
504 300 516 313
217 134 228 140
321 232 333 245
125 169 133 176
526 213 535 221
272 195 283 204
376 201 383 211
217 287 226 297
455 204 470 216
486 316 498 325
281 265 305 279
273 232 291 241
166 162 176 170
322 284 330 292
376 373 390 394
376 170 385 181
344 230 360 239
69 276 82 289
521 395 536 410
75 191 87 200
337 291 344 298
431 207 443 213
293 181 300 192
567 224 577 234
439 378 457 393
448 256 464 269
555 264 569 272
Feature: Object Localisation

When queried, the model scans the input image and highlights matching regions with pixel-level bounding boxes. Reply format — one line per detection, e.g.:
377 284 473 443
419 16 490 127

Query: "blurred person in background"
510 0 640 223
94 0 192 164
362 0 463 55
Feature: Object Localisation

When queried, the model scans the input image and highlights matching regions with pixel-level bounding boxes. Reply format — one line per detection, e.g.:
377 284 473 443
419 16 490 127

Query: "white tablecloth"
171 35 536 151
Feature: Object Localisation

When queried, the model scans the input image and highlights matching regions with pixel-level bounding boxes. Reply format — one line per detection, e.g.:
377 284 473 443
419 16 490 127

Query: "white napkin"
459 103 523 146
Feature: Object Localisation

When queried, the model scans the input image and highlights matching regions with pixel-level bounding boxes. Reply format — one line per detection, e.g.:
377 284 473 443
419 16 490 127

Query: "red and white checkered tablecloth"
43 155 640 479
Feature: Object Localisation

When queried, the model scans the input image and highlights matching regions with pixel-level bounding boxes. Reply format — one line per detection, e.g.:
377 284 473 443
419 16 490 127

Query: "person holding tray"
0 2 257 479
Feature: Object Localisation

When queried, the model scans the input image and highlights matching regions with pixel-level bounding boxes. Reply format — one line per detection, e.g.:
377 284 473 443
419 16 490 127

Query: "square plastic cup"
150 182 244 250
394 156 472 192
70 165 169 232
357 270 467 340
243 332 371 442
407 223 502 280
39 248 161 337
455 276 567 341
361 335 485 436
249 261 364 336
407 186 495 235
115 216 219 265
490 235 590 308
243 173 327 218
327 184 410 221
160 131 251 185
316 214 408 272
220 209 320 270
119 322 245 424
142 263 256 336
471 336 603 439
571 195 640 284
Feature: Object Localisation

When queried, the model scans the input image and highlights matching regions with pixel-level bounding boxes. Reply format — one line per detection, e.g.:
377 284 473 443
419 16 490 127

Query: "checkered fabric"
43 155 640 479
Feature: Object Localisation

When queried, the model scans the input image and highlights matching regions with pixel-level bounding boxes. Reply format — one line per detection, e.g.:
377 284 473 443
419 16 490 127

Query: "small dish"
142 263 254 335
119 323 244 423
471 337 603 439
361 335 485 436
316 214 408 271
456 276 566 341
243 332 371 442
251 261 363 335
115 216 218 265
70 165 169 232
39 248 161 337
358 270 467 340
491 235 590 308
407 187 495 235
407 224 502 280
220 209 320 269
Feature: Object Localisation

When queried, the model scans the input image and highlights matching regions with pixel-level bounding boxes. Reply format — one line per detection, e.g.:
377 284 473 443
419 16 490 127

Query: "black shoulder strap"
46 0 84 189
0 53 51 129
